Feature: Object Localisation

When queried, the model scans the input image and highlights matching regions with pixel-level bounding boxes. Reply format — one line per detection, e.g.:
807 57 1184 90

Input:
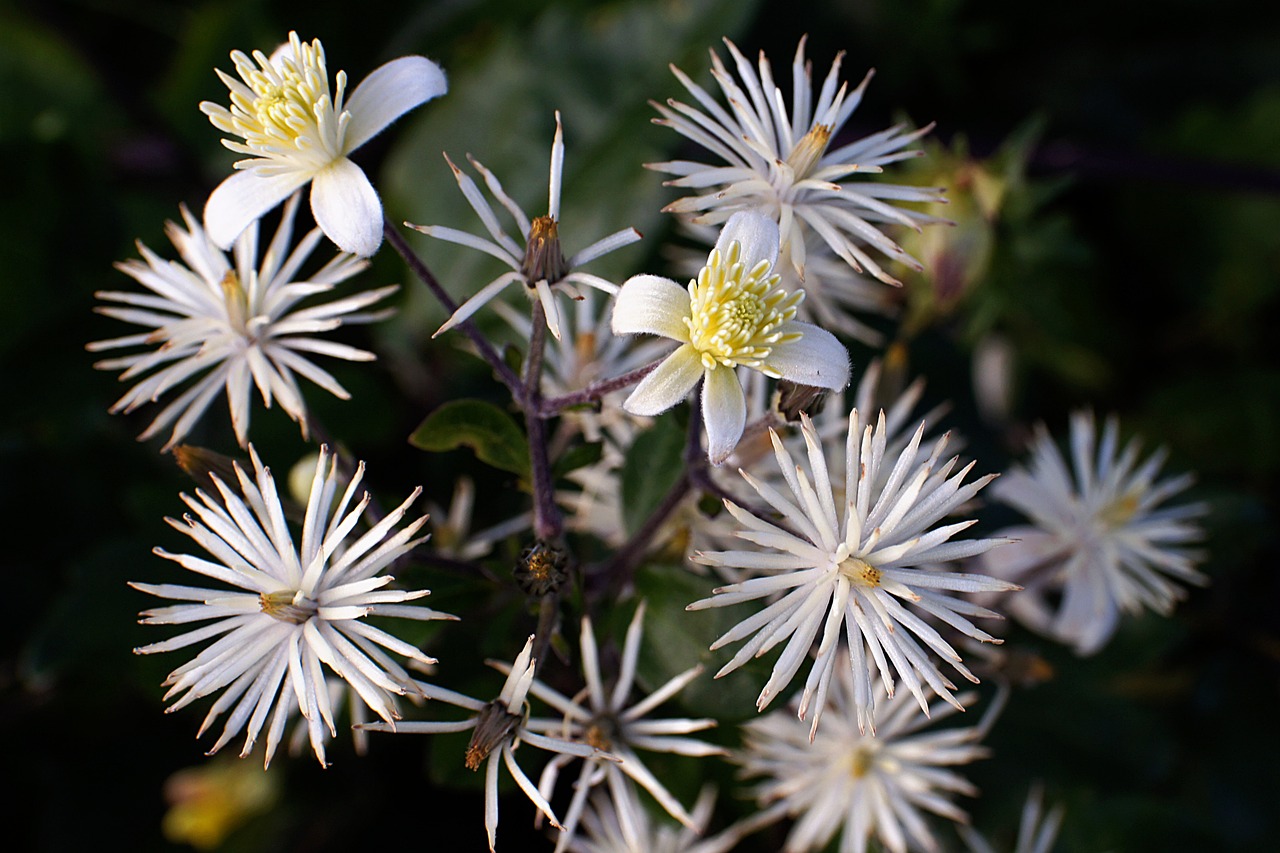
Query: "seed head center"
838 556 882 588
1100 491 1141 528
849 744 875 778
521 216 568 285
259 590 316 624
786 123 833 179
685 240 803 372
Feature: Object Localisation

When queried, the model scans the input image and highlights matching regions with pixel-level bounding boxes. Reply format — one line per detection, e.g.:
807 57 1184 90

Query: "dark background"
3 0 1278 849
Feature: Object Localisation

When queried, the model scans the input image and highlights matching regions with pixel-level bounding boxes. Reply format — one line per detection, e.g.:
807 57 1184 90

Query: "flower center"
785 124 832 179
1099 491 1141 528
684 240 803 373
521 216 569 285
849 743 875 778
585 720 615 752
465 702 522 770
221 270 249 332
215 33 348 169
259 590 317 624
838 556 882 588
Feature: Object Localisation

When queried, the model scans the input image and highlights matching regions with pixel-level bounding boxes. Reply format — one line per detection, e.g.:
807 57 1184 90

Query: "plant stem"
588 398 706 596
382 218 523 398
537 359 661 417
530 591 561 676
522 299 562 541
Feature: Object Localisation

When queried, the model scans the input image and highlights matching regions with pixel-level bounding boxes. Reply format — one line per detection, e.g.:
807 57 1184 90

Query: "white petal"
702 365 746 465
764 321 850 390
610 275 691 342
310 159 383 256
714 210 780 268
623 345 703 416
344 56 448 153
205 171 309 250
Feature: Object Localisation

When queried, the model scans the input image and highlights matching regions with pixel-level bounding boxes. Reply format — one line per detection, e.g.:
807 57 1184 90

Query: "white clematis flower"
981 411 1207 655
130 446 452 768
413 112 641 343
89 194 393 451
650 37 943 283
611 211 849 465
201 32 447 256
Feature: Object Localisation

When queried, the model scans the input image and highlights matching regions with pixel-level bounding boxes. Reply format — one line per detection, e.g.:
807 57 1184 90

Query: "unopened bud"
776 381 829 422
521 216 568 285
464 701 522 770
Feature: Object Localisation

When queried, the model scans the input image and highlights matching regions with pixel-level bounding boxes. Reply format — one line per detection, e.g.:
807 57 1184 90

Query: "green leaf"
633 562 782 723
552 440 604 479
409 399 530 478
379 0 761 341
620 412 686 535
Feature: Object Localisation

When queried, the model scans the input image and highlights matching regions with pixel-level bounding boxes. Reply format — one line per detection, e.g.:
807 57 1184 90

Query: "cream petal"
344 56 448 153
702 365 746 465
610 275 691 342
311 159 383 256
623 345 703 416
764 321 850 390
714 209 780 268
205 171 309 250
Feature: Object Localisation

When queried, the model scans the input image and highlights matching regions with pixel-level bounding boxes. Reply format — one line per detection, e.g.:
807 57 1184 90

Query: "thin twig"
588 398 706 596
522 299 562 541
538 359 662 417
382 218 523 397
530 591 561 676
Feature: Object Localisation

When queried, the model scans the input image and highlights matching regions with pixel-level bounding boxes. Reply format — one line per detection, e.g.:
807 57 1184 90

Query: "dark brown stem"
523 300 562 541
588 398 706 596
537 359 662 417
530 591 561 676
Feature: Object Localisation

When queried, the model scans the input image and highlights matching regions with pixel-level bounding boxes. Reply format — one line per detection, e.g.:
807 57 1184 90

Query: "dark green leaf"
633 562 781 723
409 399 530 478
620 412 685 535
552 440 604 479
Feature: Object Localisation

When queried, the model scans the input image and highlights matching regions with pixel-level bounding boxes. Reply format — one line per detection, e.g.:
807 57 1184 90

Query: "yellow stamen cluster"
685 240 803 373
785 124 833 179
207 33 348 171
258 590 316 625
1100 491 1142 528
838 555 883 588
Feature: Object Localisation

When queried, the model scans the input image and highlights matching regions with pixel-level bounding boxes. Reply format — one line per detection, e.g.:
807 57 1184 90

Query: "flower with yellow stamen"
981 411 1207 655
411 112 640 342
650 37 944 283
89 193 393 450
611 211 849 464
202 32 447 256
688 409 1015 738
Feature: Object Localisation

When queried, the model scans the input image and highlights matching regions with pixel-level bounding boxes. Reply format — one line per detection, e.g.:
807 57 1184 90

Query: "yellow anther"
684 240 803 373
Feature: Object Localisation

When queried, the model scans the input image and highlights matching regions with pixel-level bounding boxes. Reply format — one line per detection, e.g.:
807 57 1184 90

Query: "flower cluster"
98 24 1212 853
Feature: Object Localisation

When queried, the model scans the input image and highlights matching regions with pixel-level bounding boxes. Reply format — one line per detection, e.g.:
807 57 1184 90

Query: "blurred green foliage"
3 0 1278 850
